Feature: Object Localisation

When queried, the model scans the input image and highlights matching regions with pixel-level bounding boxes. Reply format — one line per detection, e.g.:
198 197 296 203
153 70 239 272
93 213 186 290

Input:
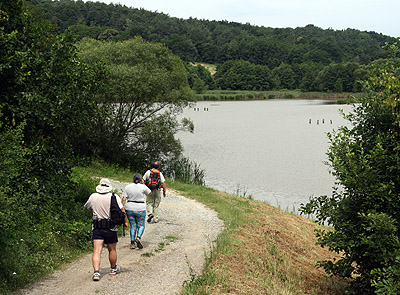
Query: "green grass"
73 161 135 183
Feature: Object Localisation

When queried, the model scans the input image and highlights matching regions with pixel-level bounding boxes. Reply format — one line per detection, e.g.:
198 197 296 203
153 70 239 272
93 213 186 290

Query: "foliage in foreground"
0 1 101 292
0 141 95 293
301 42 400 294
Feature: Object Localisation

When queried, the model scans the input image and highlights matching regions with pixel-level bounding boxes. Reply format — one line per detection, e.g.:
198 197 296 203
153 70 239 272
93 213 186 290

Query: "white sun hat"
96 178 113 194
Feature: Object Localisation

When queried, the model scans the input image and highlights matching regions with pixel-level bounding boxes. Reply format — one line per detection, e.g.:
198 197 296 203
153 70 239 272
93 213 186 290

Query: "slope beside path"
16 179 224 295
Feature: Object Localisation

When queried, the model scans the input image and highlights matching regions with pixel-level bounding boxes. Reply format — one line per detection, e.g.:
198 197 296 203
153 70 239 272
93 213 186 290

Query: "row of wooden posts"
193 108 333 124
309 119 333 124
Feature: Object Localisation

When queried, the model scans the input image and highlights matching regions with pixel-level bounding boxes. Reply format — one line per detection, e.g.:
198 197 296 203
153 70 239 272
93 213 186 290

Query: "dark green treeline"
34 0 398 92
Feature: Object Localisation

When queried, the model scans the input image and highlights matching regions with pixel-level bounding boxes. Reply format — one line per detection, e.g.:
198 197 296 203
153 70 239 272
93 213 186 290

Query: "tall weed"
165 156 205 186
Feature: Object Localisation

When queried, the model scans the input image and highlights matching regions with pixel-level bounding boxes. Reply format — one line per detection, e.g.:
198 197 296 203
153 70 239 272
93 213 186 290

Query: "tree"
97 28 119 40
77 37 194 170
300 42 400 294
272 63 296 90
0 0 103 291
313 62 361 92
1 0 104 182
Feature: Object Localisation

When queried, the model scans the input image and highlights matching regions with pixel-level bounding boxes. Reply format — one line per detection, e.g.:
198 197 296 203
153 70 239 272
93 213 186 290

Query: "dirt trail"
15 180 224 295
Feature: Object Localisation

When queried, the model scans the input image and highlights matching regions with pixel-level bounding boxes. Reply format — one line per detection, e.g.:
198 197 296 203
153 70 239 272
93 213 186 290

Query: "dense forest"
33 0 398 93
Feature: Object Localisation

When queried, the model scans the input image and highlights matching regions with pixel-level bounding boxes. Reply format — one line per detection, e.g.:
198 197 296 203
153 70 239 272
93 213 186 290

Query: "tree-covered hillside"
33 0 398 92
34 0 395 65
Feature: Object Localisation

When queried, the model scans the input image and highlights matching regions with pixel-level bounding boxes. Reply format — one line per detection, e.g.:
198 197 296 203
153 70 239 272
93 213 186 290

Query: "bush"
300 42 400 294
0 163 94 293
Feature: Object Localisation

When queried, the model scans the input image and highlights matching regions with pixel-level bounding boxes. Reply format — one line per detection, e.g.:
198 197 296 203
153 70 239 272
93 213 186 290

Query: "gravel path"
16 179 224 295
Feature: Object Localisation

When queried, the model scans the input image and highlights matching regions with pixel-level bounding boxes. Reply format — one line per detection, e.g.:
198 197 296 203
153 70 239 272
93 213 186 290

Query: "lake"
176 99 353 212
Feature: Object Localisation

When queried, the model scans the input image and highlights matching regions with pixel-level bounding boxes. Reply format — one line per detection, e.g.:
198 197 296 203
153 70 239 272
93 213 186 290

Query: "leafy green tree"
352 65 369 92
163 33 198 62
1 0 104 158
333 78 343 92
77 37 194 170
253 64 274 90
294 62 323 91
272 63 296 90
313 62 361 92
192 78 208 94
300 42 400 294
67 24 105 40
0 0 102 291
214 60 274 90
97 27 119 40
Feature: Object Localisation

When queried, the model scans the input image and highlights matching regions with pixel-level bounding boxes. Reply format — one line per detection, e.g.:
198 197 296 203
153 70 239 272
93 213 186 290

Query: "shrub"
300 42 400 294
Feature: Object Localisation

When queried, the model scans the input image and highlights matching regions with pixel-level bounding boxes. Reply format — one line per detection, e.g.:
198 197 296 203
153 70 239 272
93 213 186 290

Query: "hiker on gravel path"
84 178 128 281
143 161 167 223
121 173 152 249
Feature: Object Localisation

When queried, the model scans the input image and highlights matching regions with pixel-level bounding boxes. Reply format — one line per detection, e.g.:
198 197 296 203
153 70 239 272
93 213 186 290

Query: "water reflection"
176 100 353 212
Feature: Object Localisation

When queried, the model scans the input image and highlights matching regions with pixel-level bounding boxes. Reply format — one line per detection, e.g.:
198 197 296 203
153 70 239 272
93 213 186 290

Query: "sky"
89 0 400 38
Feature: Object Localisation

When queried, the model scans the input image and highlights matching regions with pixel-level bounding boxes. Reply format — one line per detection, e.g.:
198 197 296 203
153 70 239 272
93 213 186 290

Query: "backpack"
145 169 162 190
110 193 125 226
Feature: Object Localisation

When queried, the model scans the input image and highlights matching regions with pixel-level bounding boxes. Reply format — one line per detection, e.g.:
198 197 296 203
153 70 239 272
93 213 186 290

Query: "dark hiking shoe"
135 237 143 249
147 214 153 223
130 241 136 249
92 272 100 281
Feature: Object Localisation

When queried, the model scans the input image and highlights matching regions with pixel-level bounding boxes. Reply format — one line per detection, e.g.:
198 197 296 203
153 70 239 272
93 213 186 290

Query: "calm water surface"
176 100 353 211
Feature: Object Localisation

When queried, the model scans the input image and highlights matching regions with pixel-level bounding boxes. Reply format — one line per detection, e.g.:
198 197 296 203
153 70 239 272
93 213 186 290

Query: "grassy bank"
79 164 347 294
173 182 347 294
195 89 361 104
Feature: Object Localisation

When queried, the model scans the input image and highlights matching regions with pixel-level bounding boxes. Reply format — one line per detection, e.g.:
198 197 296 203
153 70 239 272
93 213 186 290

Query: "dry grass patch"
209 201 347 294
191 62 217 75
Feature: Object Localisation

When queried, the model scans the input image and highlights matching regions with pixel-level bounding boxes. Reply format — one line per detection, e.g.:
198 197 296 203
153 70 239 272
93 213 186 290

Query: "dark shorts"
92 228 118 244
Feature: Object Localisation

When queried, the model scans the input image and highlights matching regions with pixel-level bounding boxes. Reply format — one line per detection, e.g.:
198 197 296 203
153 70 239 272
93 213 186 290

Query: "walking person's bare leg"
107 243 117 268
92 239 104 271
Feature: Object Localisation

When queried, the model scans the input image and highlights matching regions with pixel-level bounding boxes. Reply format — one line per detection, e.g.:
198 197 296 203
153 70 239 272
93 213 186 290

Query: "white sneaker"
92 272 100 281
110 264 120 275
